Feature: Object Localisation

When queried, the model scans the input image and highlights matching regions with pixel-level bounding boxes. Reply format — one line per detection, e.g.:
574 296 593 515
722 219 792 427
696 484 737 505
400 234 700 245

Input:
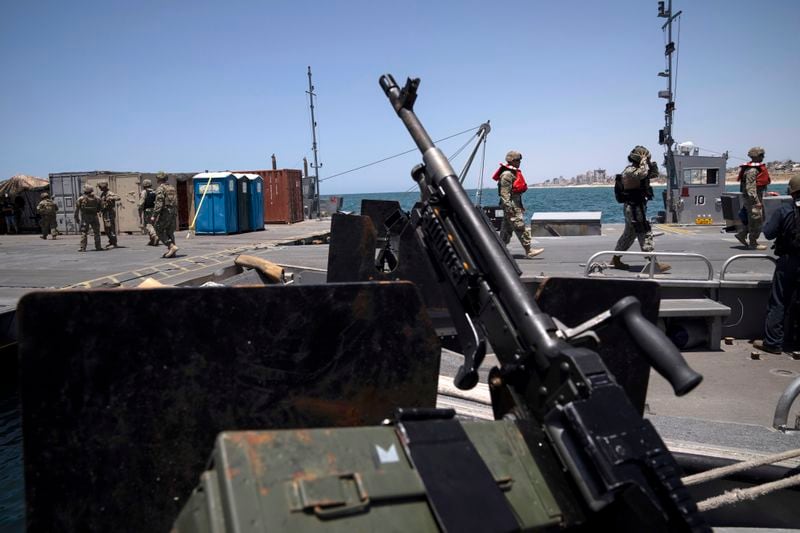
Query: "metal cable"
319 125 480 183
476 136 488 206
448 134 478 162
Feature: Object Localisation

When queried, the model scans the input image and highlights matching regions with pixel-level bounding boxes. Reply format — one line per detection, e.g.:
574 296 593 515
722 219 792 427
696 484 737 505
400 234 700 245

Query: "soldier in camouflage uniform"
35 192 59 239
97 181 120 248
138 179 159 246
735 146 770 250
151 172 179 258
494 150 543 258
74 185 103 252
612 146 671 273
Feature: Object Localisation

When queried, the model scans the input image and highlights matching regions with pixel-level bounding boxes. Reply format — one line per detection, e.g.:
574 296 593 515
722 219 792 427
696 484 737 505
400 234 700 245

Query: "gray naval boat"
5 73 799 532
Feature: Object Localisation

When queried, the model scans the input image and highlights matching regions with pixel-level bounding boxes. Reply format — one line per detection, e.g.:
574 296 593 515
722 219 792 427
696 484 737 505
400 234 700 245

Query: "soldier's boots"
611 255 629 269
40 235 47 240
163 243 179 258
78 248 86 252
645 258 671 273
524 245 544 258
753 340 782 354
750 241 767 251
735 232 749 247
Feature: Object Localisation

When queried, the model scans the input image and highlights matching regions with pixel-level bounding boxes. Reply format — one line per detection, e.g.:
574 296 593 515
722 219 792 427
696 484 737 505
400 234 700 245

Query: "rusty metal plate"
18 282 440 532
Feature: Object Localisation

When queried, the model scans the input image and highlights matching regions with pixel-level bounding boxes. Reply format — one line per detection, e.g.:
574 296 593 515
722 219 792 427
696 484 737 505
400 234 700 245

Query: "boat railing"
584 251 715 280
719 254 777 281
773 375 800 432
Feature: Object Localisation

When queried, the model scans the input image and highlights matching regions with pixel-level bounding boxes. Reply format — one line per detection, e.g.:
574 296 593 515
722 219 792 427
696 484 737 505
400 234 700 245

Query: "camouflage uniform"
497 151 541 257
138 179 159 245
736 147 768 249
152 175 179 258
98 183 119 248
613 146 670 272
75 186 103 251
498 170 531 248
615 156 655 253
35 194 59 239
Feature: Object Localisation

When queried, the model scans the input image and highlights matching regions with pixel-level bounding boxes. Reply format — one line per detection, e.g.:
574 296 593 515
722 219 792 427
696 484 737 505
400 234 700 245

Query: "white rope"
682 448 800 486
695 473 800 512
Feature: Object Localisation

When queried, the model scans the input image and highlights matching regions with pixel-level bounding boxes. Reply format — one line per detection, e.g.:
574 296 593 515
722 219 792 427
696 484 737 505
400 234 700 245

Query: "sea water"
335 184 791 223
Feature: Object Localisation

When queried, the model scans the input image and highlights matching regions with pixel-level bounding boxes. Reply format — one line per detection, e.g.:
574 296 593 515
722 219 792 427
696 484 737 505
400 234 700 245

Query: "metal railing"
719 254 777 281
584 251 715 280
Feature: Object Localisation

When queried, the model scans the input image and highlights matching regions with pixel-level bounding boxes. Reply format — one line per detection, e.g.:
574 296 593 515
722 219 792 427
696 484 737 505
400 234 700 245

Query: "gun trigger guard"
571 330 601 346
454 337 486 391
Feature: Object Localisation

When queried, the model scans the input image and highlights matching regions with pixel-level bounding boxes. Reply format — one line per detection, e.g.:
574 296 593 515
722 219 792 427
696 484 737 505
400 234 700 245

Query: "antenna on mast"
306 66 322 219
658 1 682 170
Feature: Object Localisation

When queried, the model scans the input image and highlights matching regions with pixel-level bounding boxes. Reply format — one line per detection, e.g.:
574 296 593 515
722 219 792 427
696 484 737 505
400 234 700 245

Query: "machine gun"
380 74 708 531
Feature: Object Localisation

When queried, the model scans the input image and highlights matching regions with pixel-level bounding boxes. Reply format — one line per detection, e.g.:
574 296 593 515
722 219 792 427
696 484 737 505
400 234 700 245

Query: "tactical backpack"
163 185 178 207
143 190 156 209
614 174 626 203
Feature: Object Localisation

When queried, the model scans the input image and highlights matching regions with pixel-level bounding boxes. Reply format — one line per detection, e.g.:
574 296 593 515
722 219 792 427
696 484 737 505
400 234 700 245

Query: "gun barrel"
381 74 563 367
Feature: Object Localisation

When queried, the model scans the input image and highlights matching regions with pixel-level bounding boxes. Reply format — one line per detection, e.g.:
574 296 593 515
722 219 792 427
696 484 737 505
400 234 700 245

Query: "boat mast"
306 66 321 219
658 0 682 217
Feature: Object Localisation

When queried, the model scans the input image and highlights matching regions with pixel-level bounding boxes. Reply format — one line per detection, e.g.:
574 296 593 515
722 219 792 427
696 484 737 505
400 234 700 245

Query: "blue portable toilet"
234 174 251 233
192 172 239 234
245 173 264 231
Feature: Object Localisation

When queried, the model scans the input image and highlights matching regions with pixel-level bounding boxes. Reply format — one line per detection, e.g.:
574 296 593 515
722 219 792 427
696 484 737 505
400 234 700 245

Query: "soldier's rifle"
380 74 708 531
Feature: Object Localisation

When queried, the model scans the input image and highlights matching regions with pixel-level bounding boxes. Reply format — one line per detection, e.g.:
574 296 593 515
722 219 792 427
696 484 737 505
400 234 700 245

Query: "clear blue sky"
1 0 798 194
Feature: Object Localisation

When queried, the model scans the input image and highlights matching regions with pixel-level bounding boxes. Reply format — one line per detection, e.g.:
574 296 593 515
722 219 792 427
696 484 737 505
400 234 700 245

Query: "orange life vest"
737 162 771 187
491 163 528 194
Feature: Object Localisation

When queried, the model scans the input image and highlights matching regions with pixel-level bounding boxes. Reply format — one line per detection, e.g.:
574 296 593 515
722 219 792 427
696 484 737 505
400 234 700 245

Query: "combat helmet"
628 145 651 165
40 192 50 199
747 146 765 160
83 185 94 194
97 181 108 189
156 171 168 182
505 150 522 164
142 179 152 188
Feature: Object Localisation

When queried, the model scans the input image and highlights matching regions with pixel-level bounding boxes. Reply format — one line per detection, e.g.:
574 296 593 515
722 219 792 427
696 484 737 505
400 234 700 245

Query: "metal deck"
2 220 799 464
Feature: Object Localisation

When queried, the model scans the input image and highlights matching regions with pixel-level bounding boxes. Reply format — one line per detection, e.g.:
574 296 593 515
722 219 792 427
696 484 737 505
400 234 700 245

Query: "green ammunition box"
173 420 564 532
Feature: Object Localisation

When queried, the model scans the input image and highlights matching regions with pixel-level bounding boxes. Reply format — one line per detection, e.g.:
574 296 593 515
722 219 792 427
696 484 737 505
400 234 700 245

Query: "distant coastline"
530 177 793 189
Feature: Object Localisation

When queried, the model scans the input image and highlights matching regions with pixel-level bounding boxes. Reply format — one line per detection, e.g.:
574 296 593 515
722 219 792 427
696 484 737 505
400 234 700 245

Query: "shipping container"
50 171 197 236
140 172 196 230
192 172 239 234
49 172 98 234
236 169 303 224
84 173 142 234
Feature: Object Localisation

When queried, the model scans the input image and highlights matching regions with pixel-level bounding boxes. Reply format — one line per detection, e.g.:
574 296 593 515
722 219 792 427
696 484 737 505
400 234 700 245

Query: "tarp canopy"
0 174 49 196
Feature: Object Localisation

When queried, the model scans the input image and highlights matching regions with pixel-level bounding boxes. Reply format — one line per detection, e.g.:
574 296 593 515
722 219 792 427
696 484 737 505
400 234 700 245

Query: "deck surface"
2 220 799 461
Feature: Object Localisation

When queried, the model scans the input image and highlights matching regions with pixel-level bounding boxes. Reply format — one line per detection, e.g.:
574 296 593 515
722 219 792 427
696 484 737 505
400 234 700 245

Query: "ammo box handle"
298 472 370 519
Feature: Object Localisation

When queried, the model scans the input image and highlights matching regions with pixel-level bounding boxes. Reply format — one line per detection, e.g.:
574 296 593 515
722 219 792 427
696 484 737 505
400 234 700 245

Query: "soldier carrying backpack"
151 172 179 258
